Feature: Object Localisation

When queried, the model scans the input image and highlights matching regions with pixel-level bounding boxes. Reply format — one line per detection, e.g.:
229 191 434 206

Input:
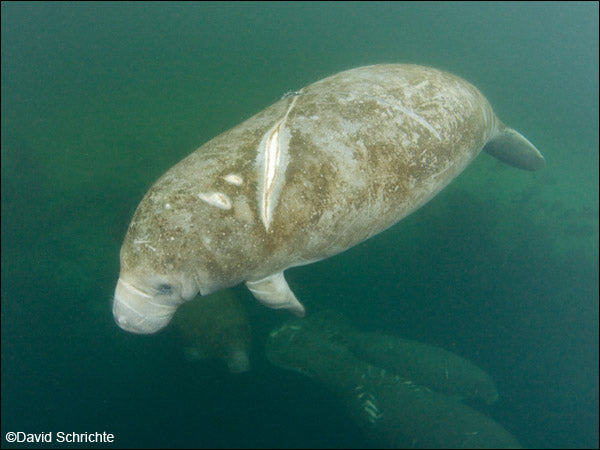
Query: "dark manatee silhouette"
266 312 520 449
303 310 499 404
171 289 251 373
112 64 544 334
350 332 499 404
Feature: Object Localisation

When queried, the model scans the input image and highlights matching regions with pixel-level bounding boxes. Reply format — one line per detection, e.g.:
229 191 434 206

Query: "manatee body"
113 64 544 334
350 332 499 404
266 317 521 449
171 289 251 373
296 310 499 404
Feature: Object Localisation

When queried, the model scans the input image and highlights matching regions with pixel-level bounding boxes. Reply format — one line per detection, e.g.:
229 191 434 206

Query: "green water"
1 2 598 448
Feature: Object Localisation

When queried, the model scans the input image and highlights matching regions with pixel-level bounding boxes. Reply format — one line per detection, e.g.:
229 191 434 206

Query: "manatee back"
350 332 499 404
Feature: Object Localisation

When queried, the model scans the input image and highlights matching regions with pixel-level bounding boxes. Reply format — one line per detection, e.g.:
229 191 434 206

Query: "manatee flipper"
484 127 545 171
246 272 306 316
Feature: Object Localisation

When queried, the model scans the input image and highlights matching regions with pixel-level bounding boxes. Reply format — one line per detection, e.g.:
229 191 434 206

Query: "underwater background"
1 2 598 448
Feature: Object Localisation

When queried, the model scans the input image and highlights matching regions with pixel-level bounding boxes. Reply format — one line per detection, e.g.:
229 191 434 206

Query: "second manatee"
302 310 498 404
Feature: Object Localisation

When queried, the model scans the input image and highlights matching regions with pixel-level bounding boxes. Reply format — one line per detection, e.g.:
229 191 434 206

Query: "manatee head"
113 270 197 335
112 235 199 334
112 135 266 335
112 175 220 334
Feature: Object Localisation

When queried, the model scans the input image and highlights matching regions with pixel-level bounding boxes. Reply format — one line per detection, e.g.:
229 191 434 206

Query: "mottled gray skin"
266 318 521 449
171 289 251 373
113 64 544 334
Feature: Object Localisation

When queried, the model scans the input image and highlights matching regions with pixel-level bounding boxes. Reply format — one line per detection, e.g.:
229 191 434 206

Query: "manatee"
112 64 544 334
292 310 499 404
350 332 499 404
266 318 521 449
171 289 251 373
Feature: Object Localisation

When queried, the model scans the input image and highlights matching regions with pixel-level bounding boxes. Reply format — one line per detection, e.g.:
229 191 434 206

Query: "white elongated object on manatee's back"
113 64 545 334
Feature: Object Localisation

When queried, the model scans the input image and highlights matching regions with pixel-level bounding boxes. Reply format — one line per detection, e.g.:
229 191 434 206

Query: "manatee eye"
156 283 174 295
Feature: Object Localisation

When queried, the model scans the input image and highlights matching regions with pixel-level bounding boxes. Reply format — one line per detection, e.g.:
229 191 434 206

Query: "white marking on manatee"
431 162 455 180
362 397 384 423
413 80 429 90
256 95 299 230
133 239 157 252
364 399 378 411
365 94 442 141
118 278 152 299
198 192 232 210
223 173 243 186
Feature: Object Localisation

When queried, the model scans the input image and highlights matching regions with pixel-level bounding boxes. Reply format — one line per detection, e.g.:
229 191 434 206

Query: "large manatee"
113 64 544 334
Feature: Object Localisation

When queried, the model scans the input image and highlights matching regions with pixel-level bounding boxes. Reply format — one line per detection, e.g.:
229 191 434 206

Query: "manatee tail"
483 127 545 171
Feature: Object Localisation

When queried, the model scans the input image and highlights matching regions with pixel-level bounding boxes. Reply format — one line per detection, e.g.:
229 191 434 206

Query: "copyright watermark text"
5 431 114 444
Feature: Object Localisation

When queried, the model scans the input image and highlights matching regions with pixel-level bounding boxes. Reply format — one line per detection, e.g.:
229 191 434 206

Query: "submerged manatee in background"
171 289 251 374
299 310 499 404
350 332 499 404
266 316 521 449
112 64 544 334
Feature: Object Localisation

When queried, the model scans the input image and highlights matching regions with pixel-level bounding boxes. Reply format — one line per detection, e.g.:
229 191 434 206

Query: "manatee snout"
112 278 179 334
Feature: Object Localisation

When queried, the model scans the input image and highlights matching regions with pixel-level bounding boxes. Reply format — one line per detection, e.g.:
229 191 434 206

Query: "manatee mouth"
112 278 177 334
